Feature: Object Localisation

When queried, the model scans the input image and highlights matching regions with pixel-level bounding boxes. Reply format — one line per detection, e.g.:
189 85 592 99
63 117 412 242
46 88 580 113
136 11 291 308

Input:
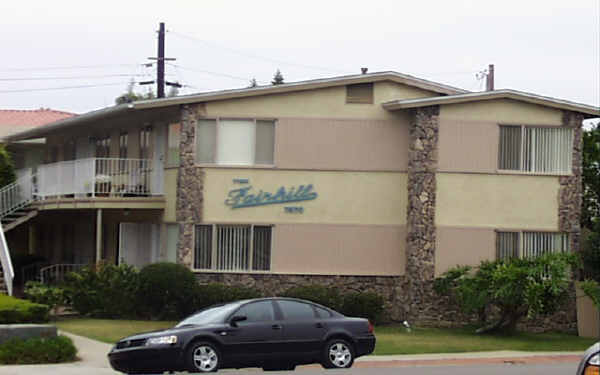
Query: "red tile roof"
0 108 76 127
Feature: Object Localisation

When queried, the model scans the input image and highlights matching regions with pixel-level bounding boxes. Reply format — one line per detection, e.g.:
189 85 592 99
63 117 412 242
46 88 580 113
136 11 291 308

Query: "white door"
119 223 160 268
151 126 165 195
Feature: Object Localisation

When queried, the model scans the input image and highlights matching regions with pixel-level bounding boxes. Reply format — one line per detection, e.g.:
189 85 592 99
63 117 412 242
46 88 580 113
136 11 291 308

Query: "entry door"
151 126 165 195
118 223 160 268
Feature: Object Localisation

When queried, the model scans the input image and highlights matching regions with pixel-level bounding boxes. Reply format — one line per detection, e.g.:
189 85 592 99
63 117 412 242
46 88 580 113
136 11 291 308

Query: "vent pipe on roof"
361 67 368 74
486 64 495 91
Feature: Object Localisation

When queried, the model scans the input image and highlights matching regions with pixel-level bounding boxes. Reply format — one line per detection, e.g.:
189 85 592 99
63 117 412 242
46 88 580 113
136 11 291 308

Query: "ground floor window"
496 231 570 260
194 224 272 271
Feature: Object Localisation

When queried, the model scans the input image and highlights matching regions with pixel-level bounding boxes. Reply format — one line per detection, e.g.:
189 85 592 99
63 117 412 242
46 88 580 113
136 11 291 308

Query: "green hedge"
195 283 262 310
0 336 77 364
0 294 49 324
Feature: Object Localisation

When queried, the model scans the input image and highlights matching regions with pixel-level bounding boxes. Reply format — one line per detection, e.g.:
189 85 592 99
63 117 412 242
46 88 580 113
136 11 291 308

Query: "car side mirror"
230 315 247 327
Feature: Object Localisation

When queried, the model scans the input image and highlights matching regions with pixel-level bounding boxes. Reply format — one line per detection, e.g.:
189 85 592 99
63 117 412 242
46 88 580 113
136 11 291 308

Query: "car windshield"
175 303 242 327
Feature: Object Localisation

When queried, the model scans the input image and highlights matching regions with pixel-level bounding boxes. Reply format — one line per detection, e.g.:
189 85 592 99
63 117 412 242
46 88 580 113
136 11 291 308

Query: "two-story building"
1 71 598 328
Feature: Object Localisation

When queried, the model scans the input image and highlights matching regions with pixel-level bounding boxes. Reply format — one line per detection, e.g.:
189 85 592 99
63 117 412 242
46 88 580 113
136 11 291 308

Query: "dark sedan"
577 342 599 375
108 297 376 373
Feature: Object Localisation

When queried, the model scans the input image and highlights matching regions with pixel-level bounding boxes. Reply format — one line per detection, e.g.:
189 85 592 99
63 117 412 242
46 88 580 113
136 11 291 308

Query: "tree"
434 253 576 334
582 120 600 229
248 78 258 88
271 69 284 85
115 79 156 105
0 145 16 188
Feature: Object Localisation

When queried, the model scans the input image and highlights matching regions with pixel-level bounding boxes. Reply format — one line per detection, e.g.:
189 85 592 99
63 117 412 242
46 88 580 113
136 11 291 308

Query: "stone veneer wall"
405 106 440 321
176 104 205 267
559 111 584 252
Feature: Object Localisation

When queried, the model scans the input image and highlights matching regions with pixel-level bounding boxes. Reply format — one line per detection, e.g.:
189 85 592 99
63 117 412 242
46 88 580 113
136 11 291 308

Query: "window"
315 306 332 318
194 224 272 271
166 224 179 263
278 300 316 320
235 301 275 323
119 132 128 170
139 126 152 160
496 231 570 260
167 123 180 166
346 83 373 104
195 119 275 165
63 140 76 161
95 136 111 158
498 125 573 174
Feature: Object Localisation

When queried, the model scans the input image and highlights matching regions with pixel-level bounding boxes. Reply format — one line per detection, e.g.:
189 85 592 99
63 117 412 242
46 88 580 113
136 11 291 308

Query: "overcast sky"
1 0 598 115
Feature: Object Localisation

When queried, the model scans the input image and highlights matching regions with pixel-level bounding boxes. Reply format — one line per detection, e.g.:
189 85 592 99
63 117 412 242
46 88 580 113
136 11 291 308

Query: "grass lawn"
55 318 597 354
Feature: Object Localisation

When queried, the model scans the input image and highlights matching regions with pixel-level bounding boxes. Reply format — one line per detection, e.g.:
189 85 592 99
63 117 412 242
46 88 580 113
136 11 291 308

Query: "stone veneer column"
176 104 205 267
559 111 584 252
405 105 440 320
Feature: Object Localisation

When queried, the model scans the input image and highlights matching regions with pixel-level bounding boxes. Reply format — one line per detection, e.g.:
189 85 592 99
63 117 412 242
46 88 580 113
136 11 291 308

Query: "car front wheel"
186 342 220 373
322 339 355 369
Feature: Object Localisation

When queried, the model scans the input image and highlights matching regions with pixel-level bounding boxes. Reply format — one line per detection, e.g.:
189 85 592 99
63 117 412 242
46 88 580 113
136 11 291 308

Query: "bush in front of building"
194 283 262 310
434 252 577 334
0 294 49 324
137 262 198 320
0 336 77 364
281 285 343 311
24 281 67 317
64 263 140 318
340 292 385 324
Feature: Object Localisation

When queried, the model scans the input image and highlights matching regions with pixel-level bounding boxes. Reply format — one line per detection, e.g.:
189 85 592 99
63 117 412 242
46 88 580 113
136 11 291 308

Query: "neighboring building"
0 72 598 329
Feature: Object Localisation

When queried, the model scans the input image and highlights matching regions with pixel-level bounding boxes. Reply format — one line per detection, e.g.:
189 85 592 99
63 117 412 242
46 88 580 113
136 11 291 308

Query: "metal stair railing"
40 263 87 285
0 222 14 295
0 169 36 220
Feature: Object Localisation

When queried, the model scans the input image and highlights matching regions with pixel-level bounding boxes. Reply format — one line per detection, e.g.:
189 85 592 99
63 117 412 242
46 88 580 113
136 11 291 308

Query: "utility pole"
486 64 495 91
144 22 179 98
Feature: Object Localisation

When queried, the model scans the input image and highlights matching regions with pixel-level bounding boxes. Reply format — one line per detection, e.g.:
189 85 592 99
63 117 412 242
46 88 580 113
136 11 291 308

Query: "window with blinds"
498 125 572 173
496 231 570 260
195 119 275 165
194 224 272 271
346 83 374 104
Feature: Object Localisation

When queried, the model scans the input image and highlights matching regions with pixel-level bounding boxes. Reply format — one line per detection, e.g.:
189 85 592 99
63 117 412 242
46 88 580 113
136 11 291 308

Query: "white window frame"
498 124 573 175
195 117 276 167
495 230 570 260
193 224 273 272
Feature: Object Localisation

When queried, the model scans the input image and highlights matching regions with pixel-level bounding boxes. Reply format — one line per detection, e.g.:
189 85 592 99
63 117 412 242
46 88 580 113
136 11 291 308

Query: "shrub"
579 279 600 308
24 282 66 316
64 263 140 318
0 294 49 323
340 292 384 324
281 285 343 311
195 283 262 310
137 263 198 320
0 336 77 364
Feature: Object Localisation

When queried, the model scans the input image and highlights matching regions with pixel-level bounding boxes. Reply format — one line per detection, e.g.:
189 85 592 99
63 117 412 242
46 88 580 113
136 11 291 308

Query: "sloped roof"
0 108 76 138
382 89 599 118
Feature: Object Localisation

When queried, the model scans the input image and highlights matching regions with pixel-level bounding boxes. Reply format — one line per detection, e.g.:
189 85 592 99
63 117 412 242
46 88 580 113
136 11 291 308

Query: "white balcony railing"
36 158 161 198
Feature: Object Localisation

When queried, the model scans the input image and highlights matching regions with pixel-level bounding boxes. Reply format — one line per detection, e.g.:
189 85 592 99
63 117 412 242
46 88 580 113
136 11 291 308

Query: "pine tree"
271 69 284 85
248 78 258 88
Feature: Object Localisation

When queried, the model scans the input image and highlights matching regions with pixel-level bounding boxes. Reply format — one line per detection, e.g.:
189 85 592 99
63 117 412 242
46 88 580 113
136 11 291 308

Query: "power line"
0 74 156 82
170 30 350 74
0 82 129 94
166 63 249 82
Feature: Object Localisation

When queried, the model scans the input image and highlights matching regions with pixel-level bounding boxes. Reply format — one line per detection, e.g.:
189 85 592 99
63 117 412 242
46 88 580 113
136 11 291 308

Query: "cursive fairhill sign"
225 184 318 209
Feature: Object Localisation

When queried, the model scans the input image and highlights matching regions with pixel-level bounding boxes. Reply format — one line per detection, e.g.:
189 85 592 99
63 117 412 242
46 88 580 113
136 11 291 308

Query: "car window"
278 300 316 320
234 301 275 323
176 303 242 327
315 306 332 318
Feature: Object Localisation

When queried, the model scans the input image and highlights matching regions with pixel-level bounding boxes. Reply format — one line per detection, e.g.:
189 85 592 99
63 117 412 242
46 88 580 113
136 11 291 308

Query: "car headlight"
146 335 178 345
585 353 600 375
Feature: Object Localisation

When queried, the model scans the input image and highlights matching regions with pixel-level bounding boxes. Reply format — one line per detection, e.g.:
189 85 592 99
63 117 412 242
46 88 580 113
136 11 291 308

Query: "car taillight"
367 321 374 333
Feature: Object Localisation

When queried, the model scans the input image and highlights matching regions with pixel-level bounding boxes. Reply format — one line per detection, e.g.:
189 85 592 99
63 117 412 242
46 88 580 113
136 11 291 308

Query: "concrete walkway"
0 332 584 375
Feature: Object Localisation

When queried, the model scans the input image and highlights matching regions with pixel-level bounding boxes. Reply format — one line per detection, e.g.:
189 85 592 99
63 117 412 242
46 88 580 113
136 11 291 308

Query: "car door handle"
315 323 324 328
271 324 282 330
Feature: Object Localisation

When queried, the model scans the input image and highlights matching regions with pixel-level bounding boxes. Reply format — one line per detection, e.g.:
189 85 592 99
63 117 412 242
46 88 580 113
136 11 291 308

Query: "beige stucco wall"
275 117 409 171
203 169 407 225
271 224 405 276
204 81 435 120
436 173 559 230
440 98 564 125
163 168 178 222
438 119 498 173
435 226 495 276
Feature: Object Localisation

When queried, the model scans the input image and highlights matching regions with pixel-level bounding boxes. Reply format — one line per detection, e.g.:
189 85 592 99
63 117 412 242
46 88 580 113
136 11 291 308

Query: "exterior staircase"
0 268 6 295
1 206 38 232
0 170 37 233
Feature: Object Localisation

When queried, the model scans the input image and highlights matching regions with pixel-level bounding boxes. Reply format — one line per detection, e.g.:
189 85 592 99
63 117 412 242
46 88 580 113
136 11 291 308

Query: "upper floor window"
140 126 152 160
167 123 181 166
119 133 128 159
95 136 111 158
496 231 570 260
498 125 572 174
195 119 275 166
346 83 373 104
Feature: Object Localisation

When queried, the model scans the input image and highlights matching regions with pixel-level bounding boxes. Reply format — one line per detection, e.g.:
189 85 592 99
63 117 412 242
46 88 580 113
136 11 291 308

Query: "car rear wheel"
186 342 220 373
322 339 354 369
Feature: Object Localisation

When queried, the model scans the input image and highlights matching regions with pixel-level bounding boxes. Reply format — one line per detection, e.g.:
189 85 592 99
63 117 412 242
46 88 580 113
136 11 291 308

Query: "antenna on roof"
361 68 368 74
